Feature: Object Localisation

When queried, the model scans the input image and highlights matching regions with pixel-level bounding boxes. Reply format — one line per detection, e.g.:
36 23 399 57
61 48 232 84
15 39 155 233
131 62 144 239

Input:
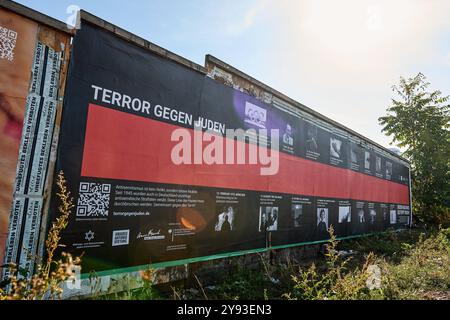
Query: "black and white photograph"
214 206 236 232
357 209 366 223
259 206 278 232
244 101 267 129
369 209 377 224
364 151 371 170
338 206 351 223
383 207 389 222
291 204 304 228
386 161 393 179
350 146 360 171
390 210 397 225
330 137 342 159
376 156 382 173
306 123 318 153
351 148 358 164
316 208 328 235
283 123 294 147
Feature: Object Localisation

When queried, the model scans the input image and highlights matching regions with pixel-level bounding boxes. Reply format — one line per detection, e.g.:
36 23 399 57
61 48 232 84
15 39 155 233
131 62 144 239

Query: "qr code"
0 26 18 62
112 230 130 247
77 182 111 217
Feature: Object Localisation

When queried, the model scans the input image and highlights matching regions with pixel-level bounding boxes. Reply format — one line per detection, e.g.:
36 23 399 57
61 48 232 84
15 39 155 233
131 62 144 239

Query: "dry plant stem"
194 273 208 300
43 171 74 278
0 171 80 300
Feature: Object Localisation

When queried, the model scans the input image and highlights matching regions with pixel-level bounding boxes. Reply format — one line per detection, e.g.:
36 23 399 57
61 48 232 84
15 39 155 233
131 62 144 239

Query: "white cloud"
225 0 269 35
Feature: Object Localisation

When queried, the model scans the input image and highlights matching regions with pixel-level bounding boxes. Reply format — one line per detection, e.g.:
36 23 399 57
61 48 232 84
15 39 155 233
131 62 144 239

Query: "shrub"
0 171 81 300
379 227 450 299
283 226 382 300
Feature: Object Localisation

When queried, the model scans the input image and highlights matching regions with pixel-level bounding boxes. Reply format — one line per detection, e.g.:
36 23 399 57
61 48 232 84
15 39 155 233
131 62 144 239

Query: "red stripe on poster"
81 104 410 205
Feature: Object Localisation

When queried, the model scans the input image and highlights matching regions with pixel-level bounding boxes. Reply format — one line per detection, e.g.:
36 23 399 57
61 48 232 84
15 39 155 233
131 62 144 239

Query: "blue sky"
15 0 450 148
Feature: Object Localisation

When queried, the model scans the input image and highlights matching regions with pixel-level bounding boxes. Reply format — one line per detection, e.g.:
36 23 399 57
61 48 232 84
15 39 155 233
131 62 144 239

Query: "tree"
379 73 450 225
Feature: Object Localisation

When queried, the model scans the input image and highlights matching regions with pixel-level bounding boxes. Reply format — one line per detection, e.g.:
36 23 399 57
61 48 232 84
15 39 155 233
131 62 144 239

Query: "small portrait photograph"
316 208 328 235
376 156 382 172
386 162 393 177
350 148 358 164
306 123 318 153
291 204 304 228
383 208 389 222
357 209 366 223
330 137 342 159
338 206 351 223
214 206 236 232
259 207 278 232
390 210 397 225
369 209 377 224
283 123 294 146
364 151 371 170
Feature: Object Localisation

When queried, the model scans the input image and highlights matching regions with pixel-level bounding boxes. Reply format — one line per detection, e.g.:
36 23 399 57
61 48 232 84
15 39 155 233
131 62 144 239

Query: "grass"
112 226 449 300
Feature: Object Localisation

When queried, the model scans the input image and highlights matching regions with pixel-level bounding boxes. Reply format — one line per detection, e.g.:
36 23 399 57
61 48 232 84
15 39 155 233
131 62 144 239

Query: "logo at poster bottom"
137 229 165 241
112 229 130 246
73 230 105 249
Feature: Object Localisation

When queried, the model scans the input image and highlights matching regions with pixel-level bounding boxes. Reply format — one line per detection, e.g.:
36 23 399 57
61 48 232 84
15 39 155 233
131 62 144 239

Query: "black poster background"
49 21 411 274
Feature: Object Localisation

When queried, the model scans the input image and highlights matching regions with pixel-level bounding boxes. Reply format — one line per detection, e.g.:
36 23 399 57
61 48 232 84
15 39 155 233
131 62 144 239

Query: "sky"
14 0 450 149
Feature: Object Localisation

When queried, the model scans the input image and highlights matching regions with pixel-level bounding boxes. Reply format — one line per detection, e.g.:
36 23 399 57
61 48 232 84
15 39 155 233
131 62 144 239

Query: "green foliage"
211 271 271 300
288 227 450 300
378 73 450 225
378 228 450 299
105 228 449 300
338 229 419 260
283 227 379 300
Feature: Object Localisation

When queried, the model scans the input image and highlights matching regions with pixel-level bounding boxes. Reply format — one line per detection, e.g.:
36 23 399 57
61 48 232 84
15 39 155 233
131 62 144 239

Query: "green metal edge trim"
270 231 389 250
80 246 268 279
80 229 398 279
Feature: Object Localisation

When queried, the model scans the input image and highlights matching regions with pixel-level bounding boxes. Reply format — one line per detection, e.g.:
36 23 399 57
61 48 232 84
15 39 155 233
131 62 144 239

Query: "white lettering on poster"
90 85 226 133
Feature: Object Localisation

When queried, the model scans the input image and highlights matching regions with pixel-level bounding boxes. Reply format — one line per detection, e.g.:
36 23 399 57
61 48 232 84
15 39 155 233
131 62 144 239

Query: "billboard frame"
58 13 412 281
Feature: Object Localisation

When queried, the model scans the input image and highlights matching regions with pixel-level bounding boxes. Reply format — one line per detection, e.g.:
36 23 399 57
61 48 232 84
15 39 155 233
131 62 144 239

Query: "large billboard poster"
52 21 411 275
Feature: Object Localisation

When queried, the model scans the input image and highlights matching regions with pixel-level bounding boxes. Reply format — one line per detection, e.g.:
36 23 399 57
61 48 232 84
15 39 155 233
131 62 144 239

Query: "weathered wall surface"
0 4 71 268
0 8 39 264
